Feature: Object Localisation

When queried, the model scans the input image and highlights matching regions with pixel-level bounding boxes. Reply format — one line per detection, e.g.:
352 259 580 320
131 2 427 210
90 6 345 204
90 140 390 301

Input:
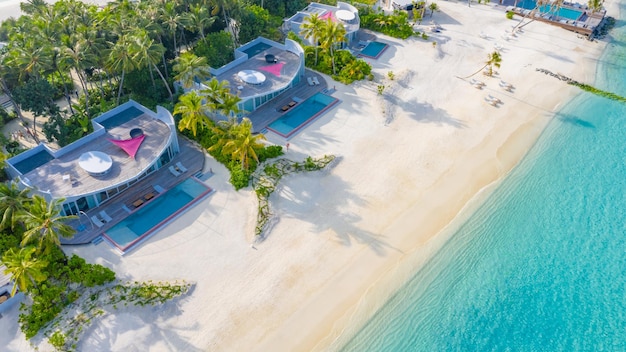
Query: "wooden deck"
61 136 207 245
249 69 329 134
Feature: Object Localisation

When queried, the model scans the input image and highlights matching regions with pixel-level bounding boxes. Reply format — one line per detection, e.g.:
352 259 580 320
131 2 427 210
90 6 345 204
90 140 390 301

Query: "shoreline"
0 1 614 351
251 5 611 352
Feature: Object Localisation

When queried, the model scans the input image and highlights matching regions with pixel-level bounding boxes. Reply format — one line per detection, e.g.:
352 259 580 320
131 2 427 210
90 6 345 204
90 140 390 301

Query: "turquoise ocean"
341 2 626 351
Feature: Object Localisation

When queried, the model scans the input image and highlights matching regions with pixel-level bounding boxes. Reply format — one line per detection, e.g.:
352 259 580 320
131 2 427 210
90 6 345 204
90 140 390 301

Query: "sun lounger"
281 105 290 112
307 77 314 86
312 77 320 85
91 216 105 228
99 210 113 223
176 162 188 173
132 199 144 208
288 101 297 107
154 185 166 193
144 192 155 200
169 165 181 177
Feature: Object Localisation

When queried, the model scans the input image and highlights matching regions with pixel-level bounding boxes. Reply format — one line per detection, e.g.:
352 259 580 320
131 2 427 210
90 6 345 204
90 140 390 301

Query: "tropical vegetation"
359 7 415 39
295 16 372 84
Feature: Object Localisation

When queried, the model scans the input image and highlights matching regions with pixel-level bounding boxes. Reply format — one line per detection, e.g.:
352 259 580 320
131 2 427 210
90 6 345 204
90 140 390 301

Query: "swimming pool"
360 41 388 59
102 178 212 253
267 93 339 138
100 106 144 129
242 42 272 58
13 149 54 174
517 0 583 20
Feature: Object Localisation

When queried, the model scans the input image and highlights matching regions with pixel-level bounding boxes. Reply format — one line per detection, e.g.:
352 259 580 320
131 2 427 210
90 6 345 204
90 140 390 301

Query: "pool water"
267 93 338 138
517 0 583 20
103 178 212 253
13 149 54 174
360 41 388 59
100 106 144 129
242 42 272 58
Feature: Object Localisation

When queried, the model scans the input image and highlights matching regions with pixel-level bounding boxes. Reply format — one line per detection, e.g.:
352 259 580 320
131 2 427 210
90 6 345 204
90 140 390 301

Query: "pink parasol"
108 135 145 158
258 62 285 76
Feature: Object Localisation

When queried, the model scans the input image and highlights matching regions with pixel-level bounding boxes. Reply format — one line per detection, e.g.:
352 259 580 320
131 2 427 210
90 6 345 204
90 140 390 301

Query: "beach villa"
5 101 181 217
284 2 360 47
198 37 305 117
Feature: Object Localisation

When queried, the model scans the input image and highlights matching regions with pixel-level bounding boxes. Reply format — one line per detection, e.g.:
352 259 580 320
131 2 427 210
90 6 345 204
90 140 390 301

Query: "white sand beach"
0 0 614 351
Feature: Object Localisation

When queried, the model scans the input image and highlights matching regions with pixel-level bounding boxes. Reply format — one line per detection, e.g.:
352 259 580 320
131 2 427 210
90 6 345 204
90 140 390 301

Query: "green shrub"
506 11 515 19
359 9 414 39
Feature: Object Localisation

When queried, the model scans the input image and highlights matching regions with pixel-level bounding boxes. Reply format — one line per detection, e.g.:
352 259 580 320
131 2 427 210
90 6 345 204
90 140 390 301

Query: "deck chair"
169 165 181 177
176 162 188 173
312 77 320 85
307 77 315 86
91 216 105 228
99 210 113 223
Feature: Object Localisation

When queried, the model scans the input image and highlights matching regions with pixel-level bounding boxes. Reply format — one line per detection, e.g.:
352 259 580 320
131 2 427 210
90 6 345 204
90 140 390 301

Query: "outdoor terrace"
20 112 171 199
61 137 206 245
248 70 329 134
216 46 301 99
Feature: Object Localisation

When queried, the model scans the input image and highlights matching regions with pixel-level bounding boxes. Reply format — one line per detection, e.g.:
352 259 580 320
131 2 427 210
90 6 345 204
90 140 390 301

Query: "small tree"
2 246 48 296
12 78 57 143
429 2 439 17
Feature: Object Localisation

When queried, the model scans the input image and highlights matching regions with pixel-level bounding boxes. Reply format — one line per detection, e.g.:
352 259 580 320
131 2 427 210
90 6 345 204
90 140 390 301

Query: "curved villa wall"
206 37 305 116
5 100 180 216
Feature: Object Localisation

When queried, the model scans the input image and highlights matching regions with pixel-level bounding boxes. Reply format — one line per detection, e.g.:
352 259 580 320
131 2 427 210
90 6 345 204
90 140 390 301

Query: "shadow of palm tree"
271 172 399 256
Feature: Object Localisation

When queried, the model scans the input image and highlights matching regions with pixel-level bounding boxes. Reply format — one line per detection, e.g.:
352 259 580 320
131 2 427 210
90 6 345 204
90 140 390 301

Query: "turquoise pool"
267 93 338 138
517 0 583 20
360 41 388 59
103 178 212 253
13 149 54 174
100 106 144 129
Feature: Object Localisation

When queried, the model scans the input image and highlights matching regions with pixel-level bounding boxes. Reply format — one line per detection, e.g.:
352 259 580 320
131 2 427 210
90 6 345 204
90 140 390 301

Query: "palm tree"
2 246 48 297
588 0 604 13
131 30 174 101
19 196 77 254
300 13 324 66
429 2 439 17
173 52 212 89
174 90 210 136
320 19 346 75
107 34 136 105
221 118 266 170
0 181 31 231
462 51 502 78
181 4 217 41
160 2 183 54
201 77 231 109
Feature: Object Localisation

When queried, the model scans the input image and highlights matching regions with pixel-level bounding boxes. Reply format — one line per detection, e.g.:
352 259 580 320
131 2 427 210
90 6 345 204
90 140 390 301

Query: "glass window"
159 149 171 166
118 183 128 192
76 197 89 212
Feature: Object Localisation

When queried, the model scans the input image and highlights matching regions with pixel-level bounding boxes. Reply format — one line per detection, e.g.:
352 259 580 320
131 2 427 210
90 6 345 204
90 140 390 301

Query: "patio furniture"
78 151 113 176
132 199 144 208
176 162 188 173
281 105 290 112
169 165 181 177
91 216 105 228
312 77 320 85
288 101 297 107
307 77 315 86
130 128 144 138
99 210 113 222
144 192 155 201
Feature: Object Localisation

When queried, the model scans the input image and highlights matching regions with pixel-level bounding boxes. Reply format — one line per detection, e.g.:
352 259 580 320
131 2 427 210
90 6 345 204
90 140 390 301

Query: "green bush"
193 31 235 68
359 9 414 39
506 11 515 19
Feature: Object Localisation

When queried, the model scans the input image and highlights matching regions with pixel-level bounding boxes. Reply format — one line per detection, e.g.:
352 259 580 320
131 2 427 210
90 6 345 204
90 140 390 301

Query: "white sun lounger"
307 77 315 86
312 77 320 85
169 165 181 177
91 216 105 228
176 162 188 173
99 210 113 223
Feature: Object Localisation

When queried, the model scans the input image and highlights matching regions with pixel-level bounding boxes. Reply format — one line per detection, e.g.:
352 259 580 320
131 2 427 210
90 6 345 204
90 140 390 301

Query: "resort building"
284 2 360 47
5 100 180 217
203 37 305 116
